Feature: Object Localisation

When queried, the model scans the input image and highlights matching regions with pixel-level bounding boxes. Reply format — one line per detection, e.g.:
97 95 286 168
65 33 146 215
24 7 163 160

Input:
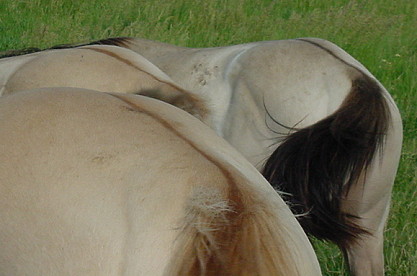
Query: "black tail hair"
262 74 390 248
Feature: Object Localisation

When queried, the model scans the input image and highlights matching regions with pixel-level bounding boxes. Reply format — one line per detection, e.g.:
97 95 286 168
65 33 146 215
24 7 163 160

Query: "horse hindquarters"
261 39 402 275
111 93 322 276
0 88 320 275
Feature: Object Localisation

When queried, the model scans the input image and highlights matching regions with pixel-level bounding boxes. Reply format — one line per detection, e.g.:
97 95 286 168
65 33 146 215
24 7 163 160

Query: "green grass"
1 0 415 274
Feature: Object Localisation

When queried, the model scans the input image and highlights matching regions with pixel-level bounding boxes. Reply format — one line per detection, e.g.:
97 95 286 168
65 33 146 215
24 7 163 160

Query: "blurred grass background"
1 0 415 274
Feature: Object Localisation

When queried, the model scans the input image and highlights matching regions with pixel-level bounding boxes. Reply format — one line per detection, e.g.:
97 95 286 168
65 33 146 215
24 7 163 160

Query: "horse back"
0 45 207 120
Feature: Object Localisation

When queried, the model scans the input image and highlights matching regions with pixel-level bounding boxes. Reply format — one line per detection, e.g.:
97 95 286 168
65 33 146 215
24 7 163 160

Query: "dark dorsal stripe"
296 38 366 77
86 37 132 48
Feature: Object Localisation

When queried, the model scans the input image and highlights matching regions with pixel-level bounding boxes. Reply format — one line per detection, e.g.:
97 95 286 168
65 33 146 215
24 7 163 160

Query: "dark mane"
0 37 131 59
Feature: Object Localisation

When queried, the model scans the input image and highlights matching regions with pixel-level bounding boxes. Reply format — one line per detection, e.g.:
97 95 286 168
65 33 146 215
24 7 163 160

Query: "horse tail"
165 176 319 275
262 73 391 248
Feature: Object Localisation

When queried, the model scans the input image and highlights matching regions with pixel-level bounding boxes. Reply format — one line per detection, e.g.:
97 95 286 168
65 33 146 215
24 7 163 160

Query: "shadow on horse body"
89 37 402 276
0 88 321 275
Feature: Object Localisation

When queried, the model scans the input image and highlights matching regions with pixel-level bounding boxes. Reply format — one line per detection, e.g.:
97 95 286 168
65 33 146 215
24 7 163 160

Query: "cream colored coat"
0 88 321 275
0 45 206 120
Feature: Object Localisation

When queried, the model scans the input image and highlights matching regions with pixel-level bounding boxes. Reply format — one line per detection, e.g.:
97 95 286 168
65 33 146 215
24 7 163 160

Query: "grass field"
1 0 415 275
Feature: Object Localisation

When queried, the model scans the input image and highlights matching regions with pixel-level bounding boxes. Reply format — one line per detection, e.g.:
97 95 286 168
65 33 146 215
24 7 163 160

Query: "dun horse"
0 88 321 275
85 37 402 276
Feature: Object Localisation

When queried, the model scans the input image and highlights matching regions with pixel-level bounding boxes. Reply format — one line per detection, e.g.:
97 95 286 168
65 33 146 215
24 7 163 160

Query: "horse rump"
262 74 390 248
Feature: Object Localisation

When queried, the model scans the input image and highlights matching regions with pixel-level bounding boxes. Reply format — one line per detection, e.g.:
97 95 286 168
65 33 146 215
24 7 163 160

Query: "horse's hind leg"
343 232 385 276
342 196 390 276
342 120 402 276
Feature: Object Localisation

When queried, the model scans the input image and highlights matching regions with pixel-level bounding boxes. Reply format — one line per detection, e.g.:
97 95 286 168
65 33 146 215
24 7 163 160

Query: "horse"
74 37 401 276
0 44 206 121
0 87 321 275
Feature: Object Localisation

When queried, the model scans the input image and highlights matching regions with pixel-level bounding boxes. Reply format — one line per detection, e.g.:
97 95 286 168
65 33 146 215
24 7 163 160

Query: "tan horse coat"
0 88 321 275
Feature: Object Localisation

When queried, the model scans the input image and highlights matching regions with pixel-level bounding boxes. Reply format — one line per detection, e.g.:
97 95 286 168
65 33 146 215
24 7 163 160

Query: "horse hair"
262 73 390 248
166 182 302 276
